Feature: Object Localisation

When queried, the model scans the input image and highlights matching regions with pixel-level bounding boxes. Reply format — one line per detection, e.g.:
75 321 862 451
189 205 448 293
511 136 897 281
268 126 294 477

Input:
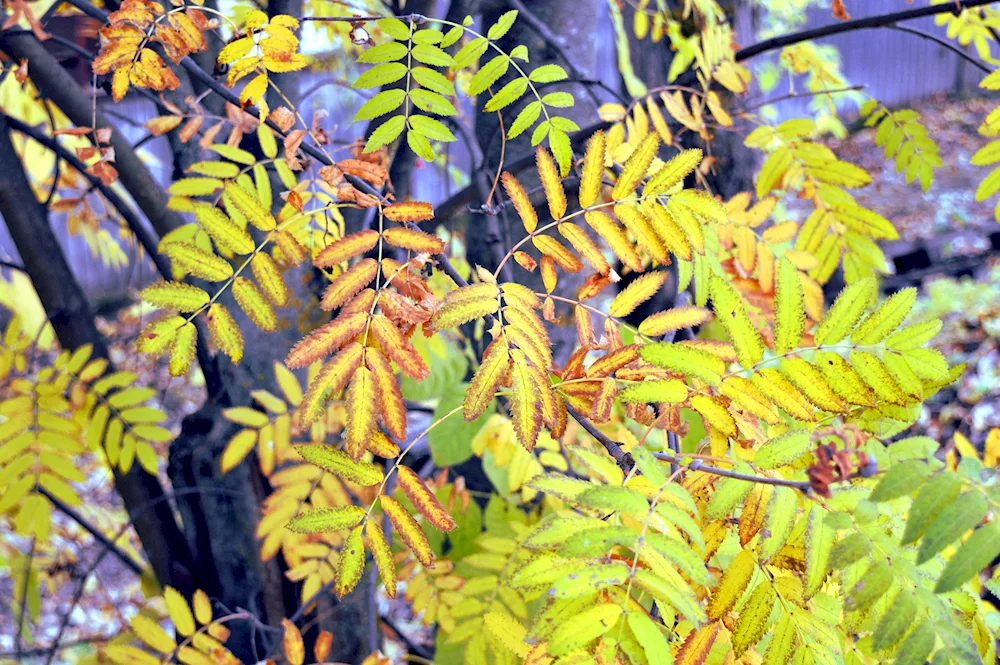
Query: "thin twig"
886 24 991 74
38 486 146 575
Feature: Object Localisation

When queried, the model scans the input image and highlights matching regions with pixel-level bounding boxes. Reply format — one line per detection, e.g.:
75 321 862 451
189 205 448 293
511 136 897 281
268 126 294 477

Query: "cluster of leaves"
859 101 942 193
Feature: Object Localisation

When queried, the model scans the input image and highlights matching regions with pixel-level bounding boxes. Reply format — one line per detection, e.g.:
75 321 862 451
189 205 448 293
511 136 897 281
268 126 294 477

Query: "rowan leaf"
710 275 764 368
536 146 567 220
382 227 445 254
619 379 687 404
465 340 510 421
344 365 377 460
706 549 754 621
509 349 543 450
548 603 622 656
366 349 407 442
638 306 711 337
609 271 668 317
754 430 811 469
381 495 435 567
168 322 197 377
675 622 720 665
773 256 805 353
433 283 500 329
613 133 659 200
935 520 1000 592
639 342 725 385
164 586 195 636
286 505 366 533
850 287 916 345
320 259 379 311
281 619 305 665
365 520 396 598
397 466 457 531
233 277 278 332
223 181 276 231
902 472 962 545
141 282 209 312
585 210 643 272
334 526 365 599
314 230 380 268
813 276 876 346
917 491 987 565
732 581 774 656
645 148 702 197
294 444 382 485
300 343 364 426
194 204 255 255
580 130 606 208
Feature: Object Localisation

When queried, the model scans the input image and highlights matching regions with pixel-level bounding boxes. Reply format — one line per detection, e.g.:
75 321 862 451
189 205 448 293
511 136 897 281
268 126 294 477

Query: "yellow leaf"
335 526 365 599
314 230 380 268
137 315 186 357
382 495 435 567
509 349 543 450
383 201 434 222
782 358 846 412
131 614 177 653
645 148 702 197
707 549 755 620
558 223 610 275
609 271 668 317
141 282 209 313
369 315 429 380
639 342 725 385
536 146 566 220
548 603 622 656
739 483 773 545
192 589 212 625
501 172 537 233
638 306 711 336
286 311 368 369
233 277 277 332
223 181 276 232
690 394 737 438
206 304 243 363
615 203 670 265
397 466 457 532
294 444 383 485
579 130 606 208
194 203 255 255
465 339 511 421
532 235 582 272
732 581 774 656
365 520 397 598
484 611 529 657
164 586 196 636
644 201 694 261
251 253 288 306
433 282 501 329
161 242 233 282
585 210 643 273
613 133 659 200
851 287 916 345
168 322 197 377
813 276 875 346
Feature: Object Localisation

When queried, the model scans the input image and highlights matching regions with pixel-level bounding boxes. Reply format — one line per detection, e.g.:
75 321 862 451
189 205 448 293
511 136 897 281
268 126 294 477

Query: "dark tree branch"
733 0 1000 62
37 486 146 575
0 113 197 594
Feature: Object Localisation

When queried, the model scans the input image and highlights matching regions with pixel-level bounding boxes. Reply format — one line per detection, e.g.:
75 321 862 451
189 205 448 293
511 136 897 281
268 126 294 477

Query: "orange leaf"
383 202 434 222
369 315 429 380
345 364 377 461
381 227 445 255
300 342 364 426
676 622 721 665
320 258 378 311
381 495 435 567
281 619 304 665
366 348 407 442
285 310 368 369
397 466 457 532
314 230 380 268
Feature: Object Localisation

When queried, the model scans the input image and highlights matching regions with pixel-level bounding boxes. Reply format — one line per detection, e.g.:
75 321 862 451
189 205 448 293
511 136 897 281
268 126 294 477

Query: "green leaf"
754 430 811 469
868 459 930 503
885 318 943 350
627 611 671 665
902 472 962 545
353 62 408 89
406 129 435 162
934 520 1000 592
364 115 406 152
293 444 382 486
428 383 490 467
760 485 797 561
411 28 443 45
804 505 833 596
618 379 687 404
441 25 463 48
844 558 891 612
357 41 409 63
354 89 406 121
917 491 987 564
541 92 574 108
529 64 568 83
411 43 453 67
828 531 870 569
468 55 510 96
409 88 458 116
453 37 488 70
551 562 631 598
286 505 366 533
377 17 411 41
483 77 528 112
705 463 755 520
577 486 648 517
487 10 518 40
549 129 572 176
508 101 542 139
411 66 455 95
409 115 457 142
813 276 876 346
892 621 935 665
872 590 917 651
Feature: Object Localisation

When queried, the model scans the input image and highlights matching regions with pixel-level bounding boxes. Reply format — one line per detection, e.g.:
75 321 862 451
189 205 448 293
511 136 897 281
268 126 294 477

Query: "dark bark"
0 113 198 595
